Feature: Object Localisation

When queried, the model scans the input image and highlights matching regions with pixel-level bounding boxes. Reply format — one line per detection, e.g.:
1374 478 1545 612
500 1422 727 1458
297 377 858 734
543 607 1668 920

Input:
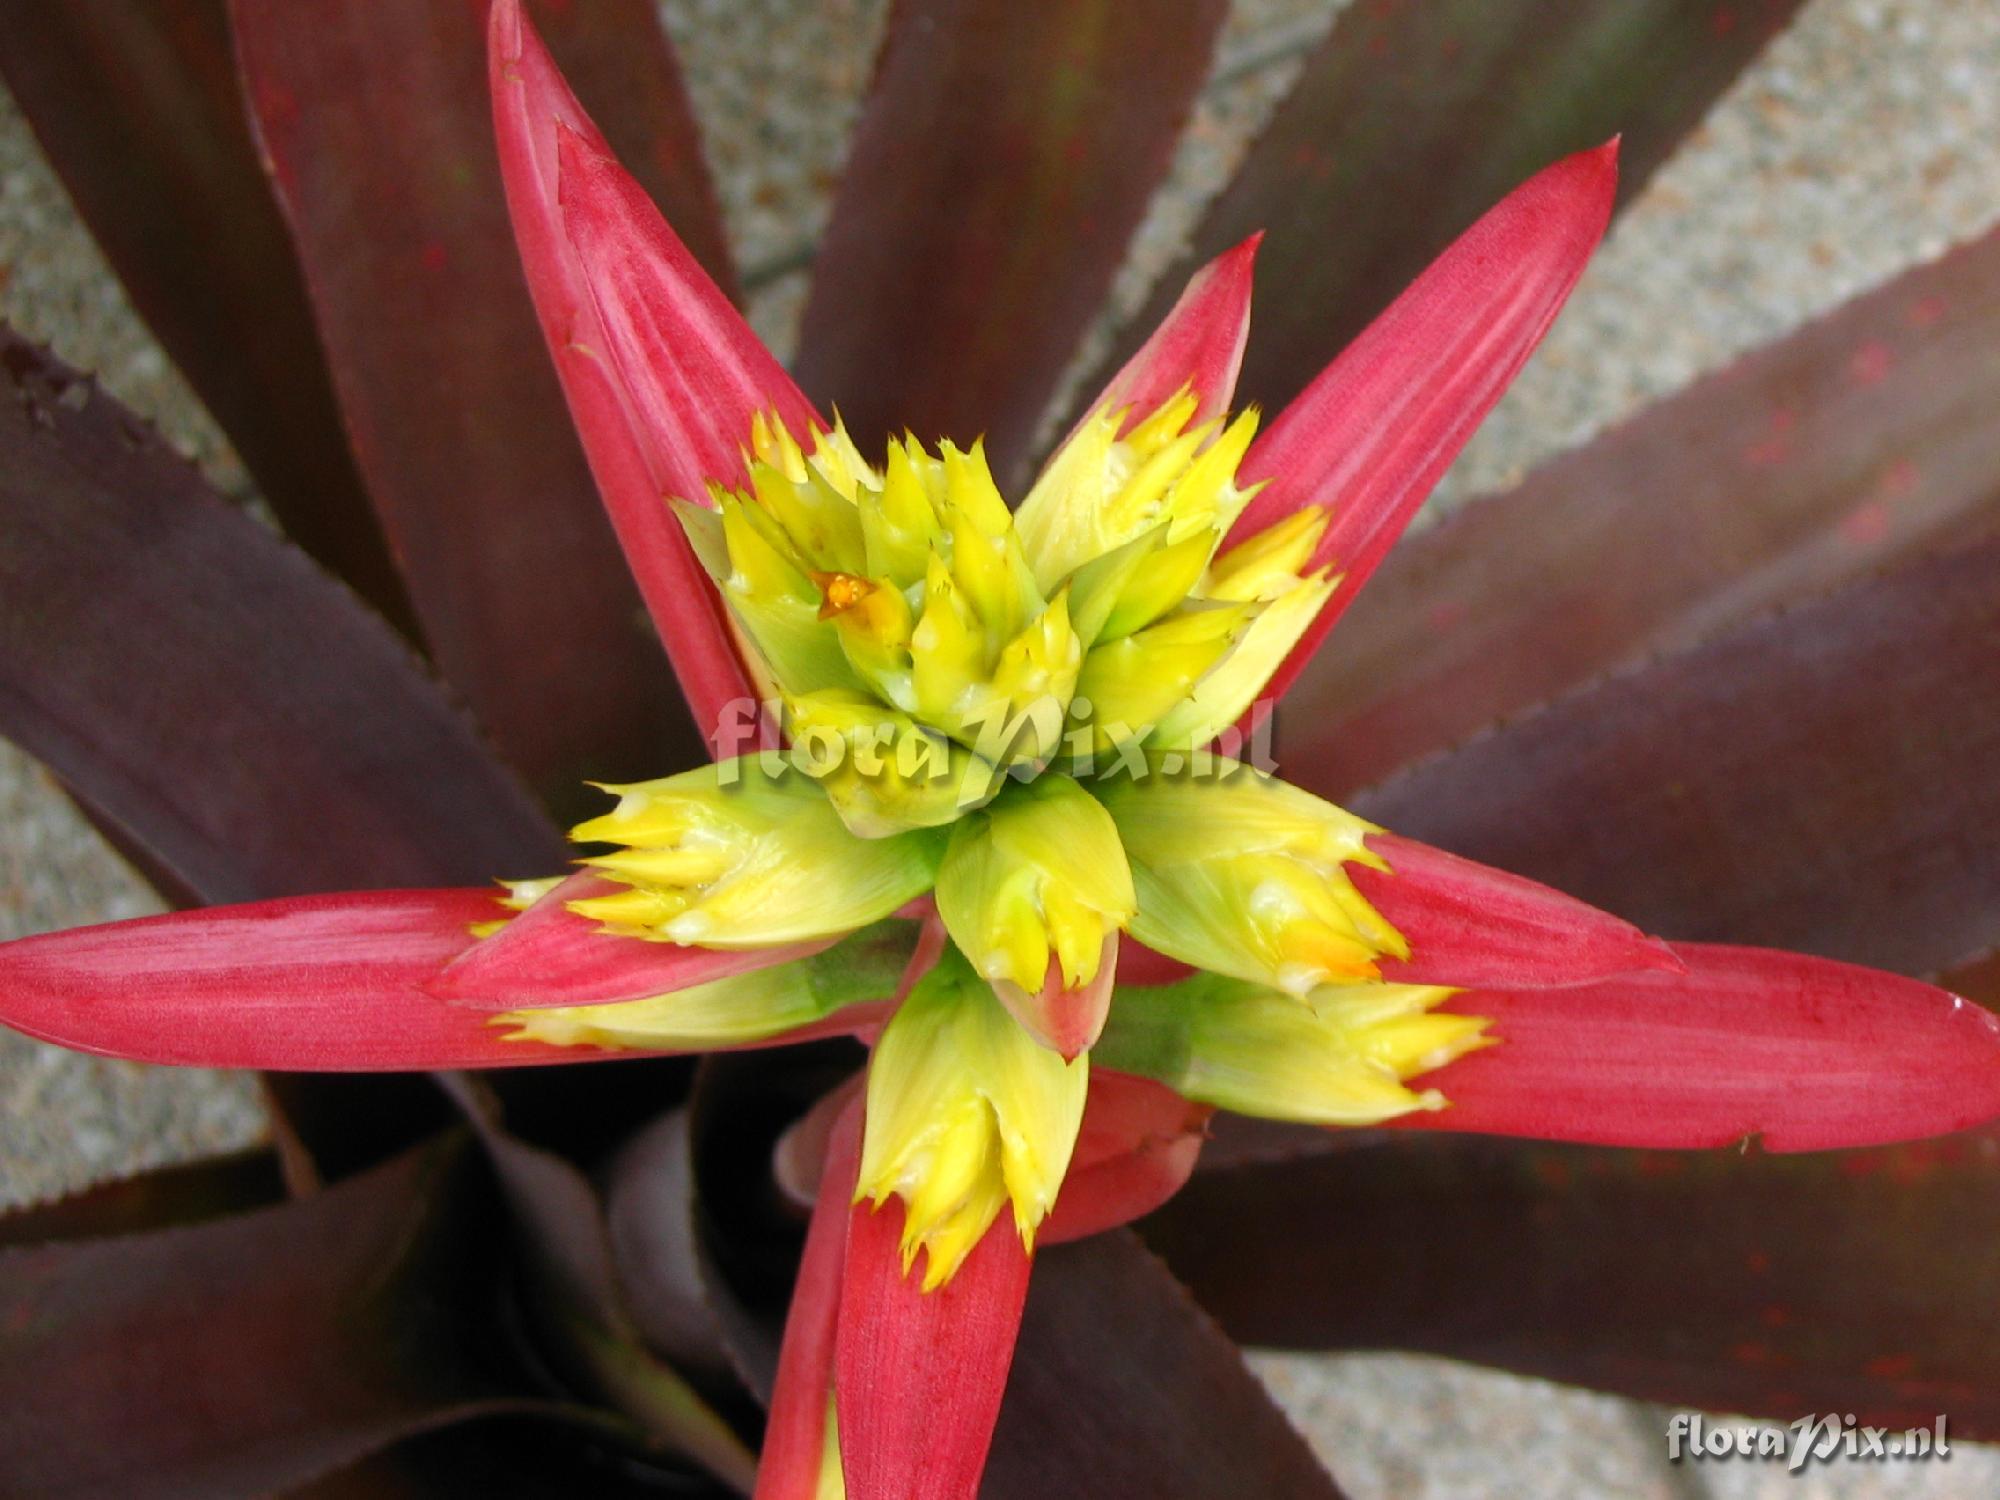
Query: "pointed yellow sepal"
938 439 1041 646
1094 757 1407 994
855 945 1088 1289
934 775 1135 997
909 551 987 725
862 436 944 589
803 415 880 505
1094 970 1491 1124
496 923 918 1051
568 758 943 946
1064 520 1220 647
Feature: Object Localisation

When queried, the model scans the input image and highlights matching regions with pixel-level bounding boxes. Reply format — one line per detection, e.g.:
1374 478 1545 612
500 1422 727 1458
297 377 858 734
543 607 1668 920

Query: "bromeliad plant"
4 1 2000 1496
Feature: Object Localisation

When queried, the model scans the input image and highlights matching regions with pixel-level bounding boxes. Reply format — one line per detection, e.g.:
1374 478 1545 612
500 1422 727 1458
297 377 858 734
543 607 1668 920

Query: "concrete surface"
2 0 1998 1494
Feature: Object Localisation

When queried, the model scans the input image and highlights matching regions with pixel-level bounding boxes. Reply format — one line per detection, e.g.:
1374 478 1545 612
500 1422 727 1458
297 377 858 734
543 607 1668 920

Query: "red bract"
0 1 1995 1496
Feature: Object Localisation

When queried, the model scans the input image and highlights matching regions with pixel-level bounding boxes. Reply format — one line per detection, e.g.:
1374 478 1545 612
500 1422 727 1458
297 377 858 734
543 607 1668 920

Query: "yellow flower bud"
568 758 943 946
1014 391 1260 589
938 441 1041 647
934 775 1135 997
747 437 866 577
1074 600 1252 749
955 590 1081 771
1204 505 1329 603
675 496 863 698
784 690 1002 838
811 568 917 709
863 436 944 588
1094 758 1407 994
1144 567 1335 751
1094 971 1491 1124
855 945 1088 1288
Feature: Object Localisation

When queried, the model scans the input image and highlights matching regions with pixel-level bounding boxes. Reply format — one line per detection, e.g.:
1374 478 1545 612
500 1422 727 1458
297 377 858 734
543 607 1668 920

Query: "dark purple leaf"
1944 949 2000 1008
1194 1114 1388 1173
0 0 413 629
0 1147 284 1248
286 1416 740 1499
1342 535 2000 979
986 1230 1346 1498
1145 1130 2000 1437
793 0 1227 483
1091 0 1805 421
230 0 730 809
0 327 563 902
673 1045 866 1401
603 1107 741 1391
1287 223 2000 795
262 1073 459 1189
438 1074 758 1491
0 1134 587 1498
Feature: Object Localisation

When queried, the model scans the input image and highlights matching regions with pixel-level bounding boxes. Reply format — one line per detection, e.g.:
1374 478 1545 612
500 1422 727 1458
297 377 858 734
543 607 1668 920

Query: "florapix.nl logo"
1666 1412 1951 1474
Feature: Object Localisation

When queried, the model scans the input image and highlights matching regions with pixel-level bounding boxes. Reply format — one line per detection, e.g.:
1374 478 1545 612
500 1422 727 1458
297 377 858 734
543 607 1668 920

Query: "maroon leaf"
602 1107 742 1391
0 0 412 629
437 1074 759 1492
0 327 562 902
986 1231 1345 1498
1145 1130 2000 1437
1944 949 2000 1008
1287 223 2000 795
672 1045 868 1400
1341 535 2000 979
1091 0 1805 420
230 0 731 808
0 1147 285 1248
792 0 1228 482
262 1073 458 1189
0 1134 585 1498
287 1418 742 1499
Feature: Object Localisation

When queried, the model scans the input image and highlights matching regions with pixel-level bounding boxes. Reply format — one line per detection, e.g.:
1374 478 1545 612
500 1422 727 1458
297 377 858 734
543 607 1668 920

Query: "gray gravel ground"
3 0 1999 1495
